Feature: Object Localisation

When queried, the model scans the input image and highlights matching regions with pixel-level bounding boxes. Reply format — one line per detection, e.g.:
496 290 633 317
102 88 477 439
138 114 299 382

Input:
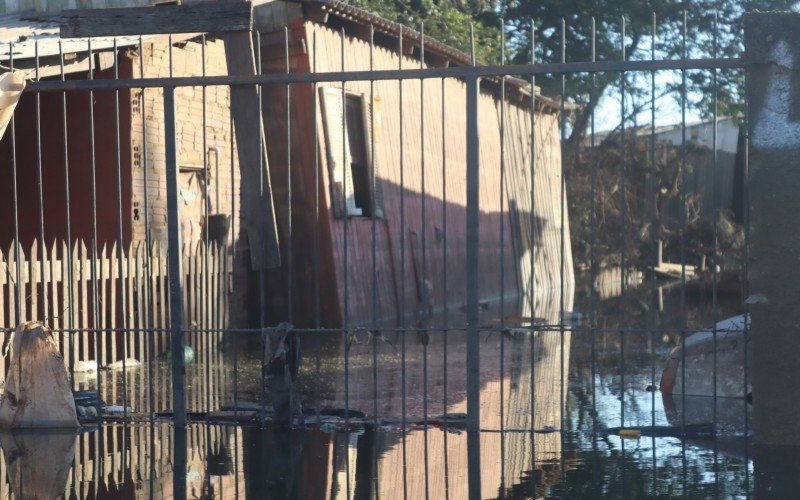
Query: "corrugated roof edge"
291 0 569 112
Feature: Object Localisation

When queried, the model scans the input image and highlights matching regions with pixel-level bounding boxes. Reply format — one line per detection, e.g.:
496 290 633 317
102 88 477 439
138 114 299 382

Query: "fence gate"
1 5 783 499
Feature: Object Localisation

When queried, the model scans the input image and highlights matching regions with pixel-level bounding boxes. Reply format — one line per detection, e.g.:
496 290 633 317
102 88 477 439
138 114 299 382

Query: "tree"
503 0 797 148
344 0 797 146
346 0 503 63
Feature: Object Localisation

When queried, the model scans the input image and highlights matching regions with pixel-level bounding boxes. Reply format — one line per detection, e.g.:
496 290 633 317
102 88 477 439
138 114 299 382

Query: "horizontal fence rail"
24 57 745 91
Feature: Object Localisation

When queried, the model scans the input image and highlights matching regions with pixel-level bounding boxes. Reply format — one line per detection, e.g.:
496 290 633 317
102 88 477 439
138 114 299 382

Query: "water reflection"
0 280 774 498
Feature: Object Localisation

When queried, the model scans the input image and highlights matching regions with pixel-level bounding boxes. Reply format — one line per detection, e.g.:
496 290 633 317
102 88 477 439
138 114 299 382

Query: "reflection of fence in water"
0 240 231 411
0 423 244 498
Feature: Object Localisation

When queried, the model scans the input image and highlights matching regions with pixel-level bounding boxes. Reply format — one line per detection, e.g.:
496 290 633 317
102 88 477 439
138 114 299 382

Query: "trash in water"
618 429 642 439
102 358 141 371
319 423 338 433
103 405 132 414
72 360 98 373
744 293 768 305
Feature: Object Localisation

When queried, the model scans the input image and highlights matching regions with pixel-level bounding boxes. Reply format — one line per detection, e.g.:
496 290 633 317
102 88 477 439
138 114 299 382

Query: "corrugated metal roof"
300 0 567 110
0 11 153 64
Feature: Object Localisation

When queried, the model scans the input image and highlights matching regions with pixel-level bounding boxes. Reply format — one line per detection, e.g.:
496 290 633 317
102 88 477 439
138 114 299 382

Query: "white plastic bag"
0 71 25 141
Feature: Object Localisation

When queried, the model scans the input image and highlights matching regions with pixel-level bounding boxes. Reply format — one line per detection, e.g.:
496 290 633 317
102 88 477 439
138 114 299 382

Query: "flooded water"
0 276 784 498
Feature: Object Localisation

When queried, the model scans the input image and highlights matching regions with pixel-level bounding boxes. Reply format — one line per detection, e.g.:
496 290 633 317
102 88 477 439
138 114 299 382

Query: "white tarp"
0 72 25 142
0 322 79 428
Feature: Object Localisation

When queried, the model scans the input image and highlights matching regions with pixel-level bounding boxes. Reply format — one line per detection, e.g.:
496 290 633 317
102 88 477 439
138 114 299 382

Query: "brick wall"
128 37 250 326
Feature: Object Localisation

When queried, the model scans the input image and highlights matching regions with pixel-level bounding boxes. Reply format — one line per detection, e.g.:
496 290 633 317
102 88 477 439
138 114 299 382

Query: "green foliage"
345 0 503 63
343 0 798 141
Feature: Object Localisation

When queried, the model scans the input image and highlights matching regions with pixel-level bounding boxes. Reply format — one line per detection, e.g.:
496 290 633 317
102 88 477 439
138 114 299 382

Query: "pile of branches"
565 135 744 273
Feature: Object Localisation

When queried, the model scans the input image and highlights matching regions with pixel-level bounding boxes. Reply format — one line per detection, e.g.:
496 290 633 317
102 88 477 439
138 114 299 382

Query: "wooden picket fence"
0 239 232 379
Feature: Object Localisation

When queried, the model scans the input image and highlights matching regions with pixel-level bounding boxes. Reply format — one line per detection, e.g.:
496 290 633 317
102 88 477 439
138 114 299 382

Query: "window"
320 87 384 219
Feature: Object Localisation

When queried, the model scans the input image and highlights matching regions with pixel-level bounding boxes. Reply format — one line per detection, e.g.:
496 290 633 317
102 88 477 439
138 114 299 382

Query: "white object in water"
103 358 141 371
72 360 98 373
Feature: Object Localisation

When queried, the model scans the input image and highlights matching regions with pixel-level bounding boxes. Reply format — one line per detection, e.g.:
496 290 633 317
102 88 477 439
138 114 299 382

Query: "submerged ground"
0 277 763 498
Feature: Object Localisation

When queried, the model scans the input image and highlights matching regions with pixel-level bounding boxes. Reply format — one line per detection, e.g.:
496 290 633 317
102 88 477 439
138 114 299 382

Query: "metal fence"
1 10 752 499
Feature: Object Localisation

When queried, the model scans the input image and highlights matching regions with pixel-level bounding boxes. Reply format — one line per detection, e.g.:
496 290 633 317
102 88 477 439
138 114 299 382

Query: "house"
0 0 573 336
256 0 574 328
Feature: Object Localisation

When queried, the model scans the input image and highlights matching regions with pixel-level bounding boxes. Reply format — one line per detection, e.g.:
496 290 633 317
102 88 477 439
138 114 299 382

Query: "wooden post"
222 29 281 270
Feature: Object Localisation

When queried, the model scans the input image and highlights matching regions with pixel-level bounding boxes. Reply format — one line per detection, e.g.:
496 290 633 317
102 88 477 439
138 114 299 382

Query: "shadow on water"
0 280 793 498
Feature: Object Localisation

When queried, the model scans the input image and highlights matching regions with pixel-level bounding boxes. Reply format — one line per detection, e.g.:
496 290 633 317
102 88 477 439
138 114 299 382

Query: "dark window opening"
345 95 373 217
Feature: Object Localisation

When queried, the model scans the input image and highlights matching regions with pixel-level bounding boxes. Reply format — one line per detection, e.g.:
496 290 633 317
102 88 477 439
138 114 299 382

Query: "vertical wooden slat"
49 240 59 331
71 240 81 364
0 246 6 379
79 240 89 363
159 241 168 355
97 244 106 367
126 242 135 362
209 243 218 409
30 239 38 322
5 244 15 331
109 242 118 363
62 241 71 379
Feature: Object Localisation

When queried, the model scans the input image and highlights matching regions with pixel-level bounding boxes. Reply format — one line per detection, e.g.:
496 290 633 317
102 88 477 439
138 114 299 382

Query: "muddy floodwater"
1 279 792 498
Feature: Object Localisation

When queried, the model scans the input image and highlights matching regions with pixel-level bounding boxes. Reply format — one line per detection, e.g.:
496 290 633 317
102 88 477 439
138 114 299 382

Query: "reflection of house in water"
0 423 246 498
286 289 575 498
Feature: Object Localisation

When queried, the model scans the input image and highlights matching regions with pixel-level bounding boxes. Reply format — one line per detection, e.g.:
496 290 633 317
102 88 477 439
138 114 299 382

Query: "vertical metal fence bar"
34 40 47 322
465 23 482 500
201 33 211 418
138 36 156 422
398 27 408 500
710 14 720 494
649 12 658 496
164 86 186 428
558 21 567 482
369 23 380 497
419 23 431 500
497 17 507 497
618 15 627 428
257 29 268 423
742 64 752 499
111 36 130 419
680 11 689 490
528 21 538 498
313 31 322 424
283 26 296 423
59 39 76 388
230 91 239 425
87 38 102 419
8 41 21 326
440 73 450 500
589 15 599 494
339 27 352 498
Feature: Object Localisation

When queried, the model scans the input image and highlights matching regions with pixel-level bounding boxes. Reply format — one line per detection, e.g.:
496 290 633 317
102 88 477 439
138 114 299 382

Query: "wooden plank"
7 244 16 329
79 240 89 362
222 30 281 270
50 240 59 331
126 242 136 361
61 240 71 371
60 0 253 38
30 240 38 322
110 243 120 362
157 241 168 354
0 246 5 331
99 244 108 366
